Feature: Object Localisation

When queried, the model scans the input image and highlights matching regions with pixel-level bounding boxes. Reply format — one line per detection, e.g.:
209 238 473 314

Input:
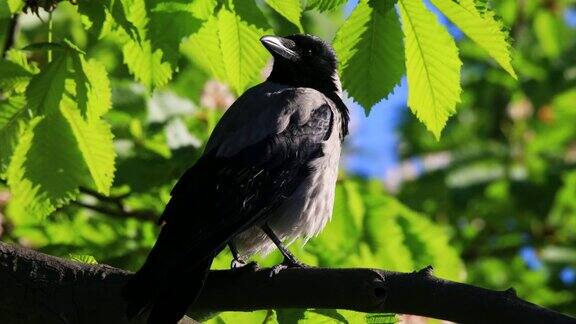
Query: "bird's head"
261 34 342 97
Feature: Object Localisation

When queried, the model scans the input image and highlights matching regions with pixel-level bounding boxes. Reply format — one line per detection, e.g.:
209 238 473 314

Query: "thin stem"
72 200 158 222
47 11 53 62
79 187 127 210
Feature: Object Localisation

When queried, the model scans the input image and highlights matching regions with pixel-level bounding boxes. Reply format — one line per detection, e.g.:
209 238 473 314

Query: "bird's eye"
306 49 313 55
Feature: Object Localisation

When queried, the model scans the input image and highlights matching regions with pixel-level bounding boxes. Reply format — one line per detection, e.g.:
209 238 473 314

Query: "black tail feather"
123 261 157 320
123 189 242 323
147 256 213 324
122 252 214 324
122 215 218 323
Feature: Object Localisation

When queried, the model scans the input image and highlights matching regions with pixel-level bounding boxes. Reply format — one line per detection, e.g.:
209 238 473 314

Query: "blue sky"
344 81 406 178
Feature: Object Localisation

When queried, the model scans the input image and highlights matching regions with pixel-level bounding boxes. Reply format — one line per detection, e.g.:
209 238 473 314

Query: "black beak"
260 36 299 60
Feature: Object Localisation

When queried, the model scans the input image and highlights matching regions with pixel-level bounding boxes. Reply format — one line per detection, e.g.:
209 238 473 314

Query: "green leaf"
207 310 277 324
188 0 218 19
0 59 34 93
7 114 86 219
364 198 415 271
70 55 112 119
0 1 10 19
78 0 141 40
265 0 303 31
110 0 141 41
77 0 107 36
69 254 98 264
338 310 398 324
0 96 25 134
5 49 39 74
153 0 218 20
334 0 405 110
216 8 271 94
149 5 203 66
274 309 306 323
305 0 347 12
60 98 115 194
62 39 87 55
7 0 23 13
25 53 69 115
7 97 116 219
430 0 516 78
180 3 271 93
390 197 464 280
0 96 27 178
533 10 563 59
118 0 181 89
122 40 173 89
21 42 68 52
363 192 464 280
228 0 271 31
398 0 462 139
180 16 227 81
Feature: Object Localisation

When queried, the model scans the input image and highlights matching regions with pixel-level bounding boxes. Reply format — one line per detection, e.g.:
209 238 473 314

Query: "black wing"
160 86 334 256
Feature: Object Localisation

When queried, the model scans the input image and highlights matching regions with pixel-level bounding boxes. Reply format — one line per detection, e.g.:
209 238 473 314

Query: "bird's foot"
231 259 259 272
269 257 309 277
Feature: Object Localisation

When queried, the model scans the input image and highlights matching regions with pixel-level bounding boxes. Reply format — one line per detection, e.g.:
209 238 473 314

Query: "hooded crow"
123 34 350 324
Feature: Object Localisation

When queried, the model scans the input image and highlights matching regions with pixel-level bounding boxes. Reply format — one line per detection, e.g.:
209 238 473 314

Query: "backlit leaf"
180 16 227 81
265 0 303 31
7 113 86 219
25 53 69 115
189 0 218 19
70 55 112 119
305 0 347 12
398 0 462 138
122 40 172 90
60 98 115 194
0 59 34 93
334 0 405 111
0 95 27 178
69 254 98 264
7 97 116 219
217 8 271 94
430 0 516 78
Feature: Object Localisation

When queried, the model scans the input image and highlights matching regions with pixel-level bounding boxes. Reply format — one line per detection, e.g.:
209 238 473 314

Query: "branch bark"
0 242 574 324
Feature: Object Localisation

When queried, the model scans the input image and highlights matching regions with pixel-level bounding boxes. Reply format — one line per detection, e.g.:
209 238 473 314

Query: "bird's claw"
269 258 308 277
231 259 245 269
231 260 259 272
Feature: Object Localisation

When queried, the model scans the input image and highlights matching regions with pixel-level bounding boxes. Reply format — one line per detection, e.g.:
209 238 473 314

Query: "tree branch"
71 200 158 222
0 242 573 324
73 187 159 222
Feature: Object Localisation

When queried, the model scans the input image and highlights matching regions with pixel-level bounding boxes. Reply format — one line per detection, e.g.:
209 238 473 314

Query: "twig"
72 200 158 222
47 11 53 62
0 242 574 324
76 187 159 222
79 187 127 210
